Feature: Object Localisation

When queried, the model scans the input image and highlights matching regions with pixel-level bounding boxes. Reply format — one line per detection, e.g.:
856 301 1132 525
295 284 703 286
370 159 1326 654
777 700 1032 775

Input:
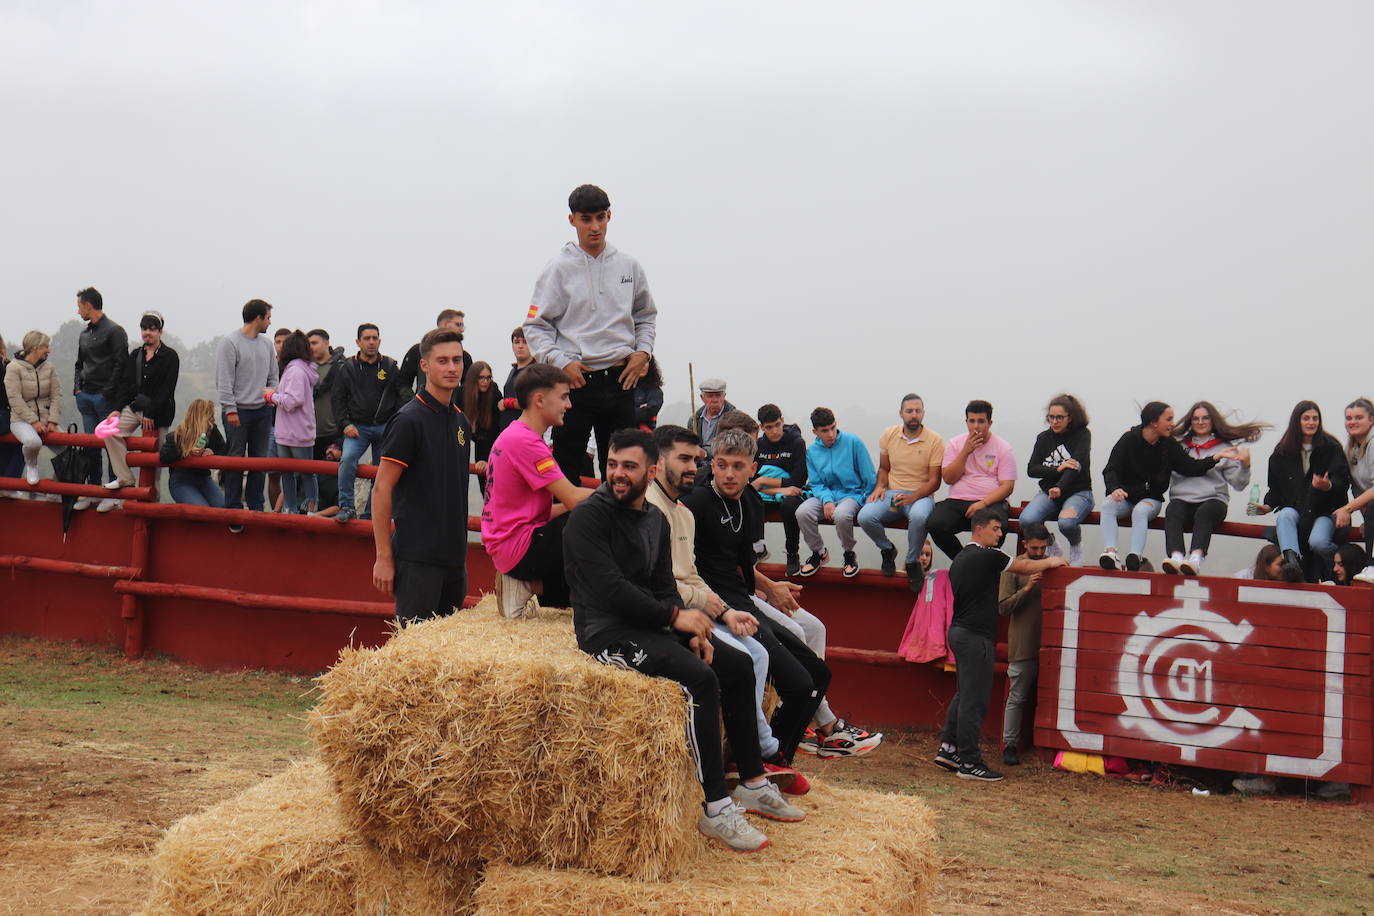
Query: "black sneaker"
1002 746 1020 766
754 542 770 563
842 551 860 577
1125 553 1142 572
1281 549 1304 582
958 761 1005 782
798 549 827 577
785 552 801 577
933 747 962 772
879 546 897 577
906 561 924 593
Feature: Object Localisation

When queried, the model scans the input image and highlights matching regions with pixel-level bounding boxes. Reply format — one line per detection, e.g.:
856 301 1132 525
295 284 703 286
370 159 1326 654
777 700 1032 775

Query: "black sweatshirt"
1265 438 1349 520
755 423 808 489
564 485 680 651
111 344 180 429
1102 426 1217 502
1026 427 1092 496
682 484 758 611
332 354 404 430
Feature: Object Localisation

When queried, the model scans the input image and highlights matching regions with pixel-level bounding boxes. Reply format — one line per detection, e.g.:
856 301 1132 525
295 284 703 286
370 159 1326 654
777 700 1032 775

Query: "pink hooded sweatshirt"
270 358 319 448
897 568 955 665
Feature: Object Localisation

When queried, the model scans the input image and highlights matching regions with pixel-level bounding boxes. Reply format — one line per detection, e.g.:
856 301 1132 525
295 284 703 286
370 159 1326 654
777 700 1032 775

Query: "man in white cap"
690 378 735 456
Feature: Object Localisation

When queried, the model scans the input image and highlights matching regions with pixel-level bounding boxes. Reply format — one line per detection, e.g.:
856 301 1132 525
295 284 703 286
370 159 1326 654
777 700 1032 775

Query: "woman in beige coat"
4 330 62 486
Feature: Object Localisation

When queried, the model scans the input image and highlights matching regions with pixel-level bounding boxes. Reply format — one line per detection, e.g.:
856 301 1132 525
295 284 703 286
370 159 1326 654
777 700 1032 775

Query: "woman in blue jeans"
1255 400 1349 581
160 399 227 508
1019 394 1093 565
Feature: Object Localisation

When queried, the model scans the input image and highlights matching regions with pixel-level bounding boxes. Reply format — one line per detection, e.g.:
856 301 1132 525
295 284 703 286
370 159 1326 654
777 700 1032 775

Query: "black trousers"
394 560 466 624
927 498 1009 559
940 625 995 764
753 615 831 761
552 370 635 481
1164 498 1228 557
587 627 760 804
750 494 804 555
507 512 571 607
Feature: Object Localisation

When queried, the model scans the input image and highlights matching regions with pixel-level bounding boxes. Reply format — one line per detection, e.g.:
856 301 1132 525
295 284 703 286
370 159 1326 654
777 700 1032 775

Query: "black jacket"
160 426 227 481
1027 427 1092 496
74 315 129 399
635 383 663 430
111 344 180 428
398 342 472 396
755 423 808 489
1102 426 1217 502
564 485 679 651
332 354 404 430
498 362 532 433
311 348 347 444
1265 438 1349 520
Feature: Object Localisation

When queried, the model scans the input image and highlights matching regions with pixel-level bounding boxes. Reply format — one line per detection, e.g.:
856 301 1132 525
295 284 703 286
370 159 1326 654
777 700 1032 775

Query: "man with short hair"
73 287 129 497
307 329 345 512
754 404 809 576
215 299 279 515
497 326 535 433
524 184 657 480
796 407 876 578
398 309 472 396
935 509 1065 782
370 328 472 623
333 323 404 523
926 400 1018 560
98 311 180 511
564 430 802 853
689 379 735 455
481 363 594 607
998 521 1051 767
857 394 945 590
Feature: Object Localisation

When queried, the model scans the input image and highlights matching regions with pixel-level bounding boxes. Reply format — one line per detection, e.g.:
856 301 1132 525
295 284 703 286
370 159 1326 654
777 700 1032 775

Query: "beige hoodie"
644 479 718 612
5 356 61 426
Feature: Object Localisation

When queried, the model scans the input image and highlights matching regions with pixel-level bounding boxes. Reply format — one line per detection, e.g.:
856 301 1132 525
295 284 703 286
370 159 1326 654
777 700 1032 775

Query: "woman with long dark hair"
1254 400 1349 581
1337 397 1374 557
1019 393 1093 565
463 361 501 495
1234 543 1289 581
1329 544 1369 586
264 330 318 513
1161 401 1267 575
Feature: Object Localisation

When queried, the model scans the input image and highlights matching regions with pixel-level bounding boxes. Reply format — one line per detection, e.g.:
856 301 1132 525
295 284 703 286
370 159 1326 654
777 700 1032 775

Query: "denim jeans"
278 444 319 513
1018 489 1094 546
1099 496 1162 557
857 492 935 564
338 423 386 515
1275 507 1338 559
222 405 273 511
75 391 110 485
170 474 226 507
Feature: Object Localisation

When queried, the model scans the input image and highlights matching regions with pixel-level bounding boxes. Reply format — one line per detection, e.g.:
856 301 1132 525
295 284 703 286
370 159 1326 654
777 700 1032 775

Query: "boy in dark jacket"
100 311 180 506
753 403 809 575
332 323 405 522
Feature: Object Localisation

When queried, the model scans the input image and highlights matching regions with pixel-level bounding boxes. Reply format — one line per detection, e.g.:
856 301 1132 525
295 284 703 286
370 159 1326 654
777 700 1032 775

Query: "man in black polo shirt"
934 508 1066 782
371 328 471 623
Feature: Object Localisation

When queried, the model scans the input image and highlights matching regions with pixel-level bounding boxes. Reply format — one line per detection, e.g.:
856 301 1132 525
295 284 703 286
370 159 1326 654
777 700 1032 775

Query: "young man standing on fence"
215 299 278 521
73 287 128 502
935 509 1065 782
370 328 471 624
333 323 404 523
564 429 803 853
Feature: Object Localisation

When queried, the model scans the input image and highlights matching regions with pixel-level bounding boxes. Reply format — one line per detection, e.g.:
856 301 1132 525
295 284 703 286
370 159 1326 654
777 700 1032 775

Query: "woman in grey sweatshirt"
1162 401 1268 575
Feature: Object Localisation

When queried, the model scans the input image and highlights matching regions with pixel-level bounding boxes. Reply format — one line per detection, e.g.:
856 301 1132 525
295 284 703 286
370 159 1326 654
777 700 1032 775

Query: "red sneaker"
761 761 798 792
781 767 811 796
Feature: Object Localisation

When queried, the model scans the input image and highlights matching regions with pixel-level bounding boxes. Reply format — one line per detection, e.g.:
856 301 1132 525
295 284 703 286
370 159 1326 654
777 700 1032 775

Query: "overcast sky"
3 1 1372 519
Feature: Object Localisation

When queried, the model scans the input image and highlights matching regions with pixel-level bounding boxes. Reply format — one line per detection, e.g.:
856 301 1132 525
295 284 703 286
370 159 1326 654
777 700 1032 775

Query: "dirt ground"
1 635 1369 915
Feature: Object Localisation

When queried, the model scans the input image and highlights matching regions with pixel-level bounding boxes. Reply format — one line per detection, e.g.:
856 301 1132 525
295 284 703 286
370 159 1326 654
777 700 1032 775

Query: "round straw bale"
310 599 701 880
472 780 939 915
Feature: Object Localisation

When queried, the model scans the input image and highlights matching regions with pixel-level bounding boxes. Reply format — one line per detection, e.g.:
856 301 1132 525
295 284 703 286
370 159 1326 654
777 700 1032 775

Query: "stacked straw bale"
472 781 939 915
310 601 701 880
137 760 480 916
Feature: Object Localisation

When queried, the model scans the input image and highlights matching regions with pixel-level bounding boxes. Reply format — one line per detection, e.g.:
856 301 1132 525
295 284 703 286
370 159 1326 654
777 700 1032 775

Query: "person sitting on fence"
796 407 876 578
935 508 1066 784
1160 401 1265 576
1253 400 1349 582
263 330 319 515
481 364 593 610
754 403 808 575
564 429 803 853
3 331 61 490
927 399 1017 561
98 311 180 512
998 521 1052 768
1337 397 1374 559
1099 401 1239 572
159 399 226 508
857 393 945 589
1233 543 1293 581
333 323 404 523
0 334 24 489
1018 394 1093 567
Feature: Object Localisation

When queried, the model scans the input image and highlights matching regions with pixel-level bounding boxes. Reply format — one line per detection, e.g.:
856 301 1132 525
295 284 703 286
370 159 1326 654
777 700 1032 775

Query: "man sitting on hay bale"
564 428 805 853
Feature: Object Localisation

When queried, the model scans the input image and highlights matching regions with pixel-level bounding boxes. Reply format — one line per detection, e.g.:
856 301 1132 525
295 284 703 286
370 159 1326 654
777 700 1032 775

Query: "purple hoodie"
272 358 319 447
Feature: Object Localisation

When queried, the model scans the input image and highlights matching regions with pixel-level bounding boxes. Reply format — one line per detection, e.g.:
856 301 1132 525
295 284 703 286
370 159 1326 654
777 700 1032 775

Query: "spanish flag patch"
526 304 538 319
535 457 557 474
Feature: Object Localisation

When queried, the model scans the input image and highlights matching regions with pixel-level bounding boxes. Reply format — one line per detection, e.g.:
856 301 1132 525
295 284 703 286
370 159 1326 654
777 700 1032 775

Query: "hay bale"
310 599 700 880
137 760 479 916
471 781 939 915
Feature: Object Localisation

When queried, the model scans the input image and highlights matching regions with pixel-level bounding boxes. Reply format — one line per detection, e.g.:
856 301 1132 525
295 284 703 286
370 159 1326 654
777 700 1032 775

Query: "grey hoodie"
524 242 656 370
1168 435 1249 504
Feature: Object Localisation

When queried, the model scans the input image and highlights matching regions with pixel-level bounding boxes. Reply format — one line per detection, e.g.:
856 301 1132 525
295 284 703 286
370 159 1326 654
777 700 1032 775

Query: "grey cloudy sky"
3 0 1371 524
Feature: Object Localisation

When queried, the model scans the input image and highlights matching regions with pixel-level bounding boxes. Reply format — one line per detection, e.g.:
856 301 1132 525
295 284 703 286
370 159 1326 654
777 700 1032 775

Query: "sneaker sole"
698 828 770 853
1098 555 1118 571
957 771 1005 782
794 744 818 757
741 806 804 823
933 757 959 772
842 567 859 578
1181 564 1199 576
1161 560 1180 575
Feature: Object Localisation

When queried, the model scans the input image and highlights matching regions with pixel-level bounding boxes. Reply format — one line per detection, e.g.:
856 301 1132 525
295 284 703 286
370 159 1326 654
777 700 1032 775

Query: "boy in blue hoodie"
796 407 877 578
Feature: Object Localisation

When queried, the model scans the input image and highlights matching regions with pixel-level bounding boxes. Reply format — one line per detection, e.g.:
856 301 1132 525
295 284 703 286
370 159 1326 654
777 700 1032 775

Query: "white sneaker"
1181 552 1203 576
1162 553 1184 575
697 802 769 852
1098 550 1121 571
733 780 805 822
96 498 122 513
73 496 96 511
103 479 124 490
1068 543 1083 566
24 464 40 486
1232 774 1278 794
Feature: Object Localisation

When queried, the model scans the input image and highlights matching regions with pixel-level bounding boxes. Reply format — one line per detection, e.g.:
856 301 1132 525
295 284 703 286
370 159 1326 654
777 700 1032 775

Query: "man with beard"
682 428 833 769
564 429 803 853
857 394 946 589
646 425 804 793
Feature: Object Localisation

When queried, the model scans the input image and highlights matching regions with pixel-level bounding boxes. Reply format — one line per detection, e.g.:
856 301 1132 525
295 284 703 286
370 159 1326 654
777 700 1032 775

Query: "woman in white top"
1336 397 1374 557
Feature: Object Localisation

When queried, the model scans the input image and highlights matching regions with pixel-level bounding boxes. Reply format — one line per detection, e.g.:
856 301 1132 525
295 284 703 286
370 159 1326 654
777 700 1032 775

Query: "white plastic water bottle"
1246 483 1261 516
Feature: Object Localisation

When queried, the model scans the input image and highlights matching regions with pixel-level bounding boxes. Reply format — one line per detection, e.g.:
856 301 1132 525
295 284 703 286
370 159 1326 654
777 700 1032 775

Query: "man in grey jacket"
523 184 657 481
74 287 128 496
214 299 278 516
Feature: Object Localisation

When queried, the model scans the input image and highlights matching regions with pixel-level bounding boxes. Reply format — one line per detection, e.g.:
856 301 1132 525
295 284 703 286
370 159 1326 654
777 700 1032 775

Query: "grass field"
0 634 1370 914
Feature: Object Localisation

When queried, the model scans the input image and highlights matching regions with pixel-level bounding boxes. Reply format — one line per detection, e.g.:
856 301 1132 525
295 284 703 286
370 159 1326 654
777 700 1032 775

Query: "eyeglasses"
1046 414 1068 422
477 374 493 380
